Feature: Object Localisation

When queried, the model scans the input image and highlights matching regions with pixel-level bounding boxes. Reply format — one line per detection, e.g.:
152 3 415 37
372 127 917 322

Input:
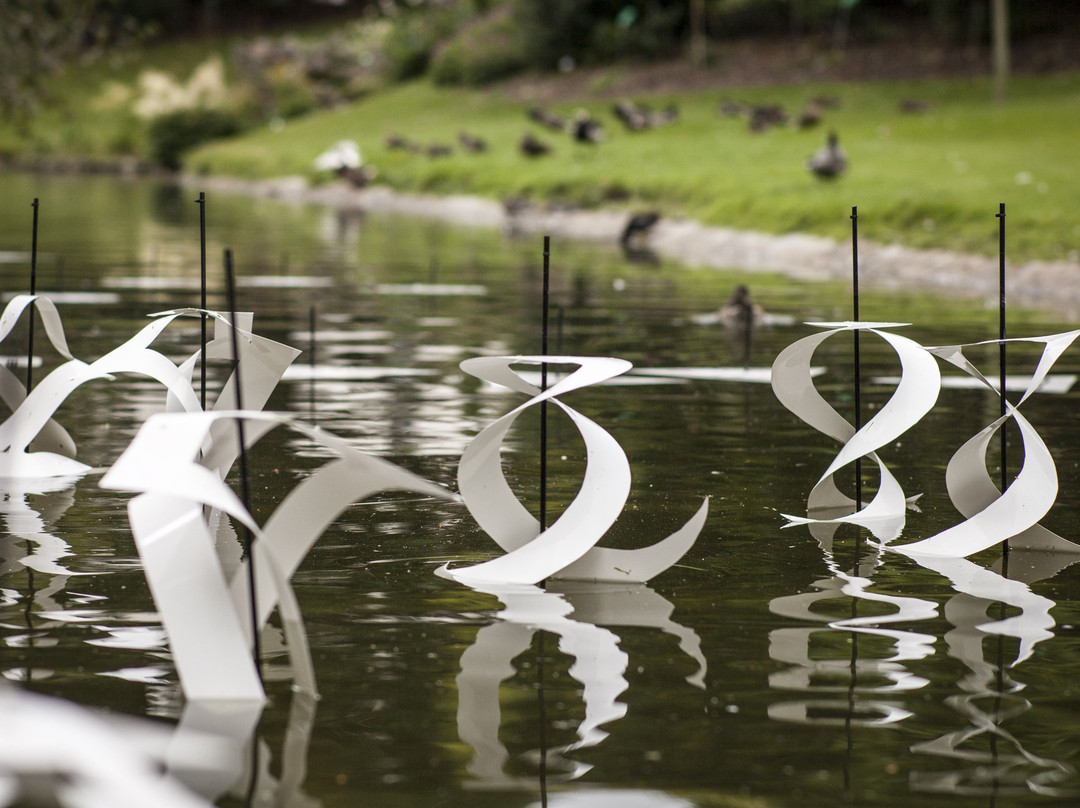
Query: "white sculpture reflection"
0 476 89 685
905 551 1077 795
768 540 936 729
0 683 220 808
771 322 941 542
440 355 708 586
896 331 1080 558
455 581 705 789
0 476 85 579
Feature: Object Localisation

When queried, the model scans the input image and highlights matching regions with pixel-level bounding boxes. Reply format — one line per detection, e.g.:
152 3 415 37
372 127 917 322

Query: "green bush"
384 5 472 81
430 5 527 86
515 0 688 70
147 107 243 170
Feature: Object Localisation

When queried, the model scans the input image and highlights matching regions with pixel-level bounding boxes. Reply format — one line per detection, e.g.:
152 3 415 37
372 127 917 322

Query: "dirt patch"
495 31 1080 103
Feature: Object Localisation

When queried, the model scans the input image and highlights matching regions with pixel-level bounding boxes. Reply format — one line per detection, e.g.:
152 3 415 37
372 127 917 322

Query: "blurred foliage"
0 0 144 122
514 0 689 70
429 3 527 86
147 106 242 169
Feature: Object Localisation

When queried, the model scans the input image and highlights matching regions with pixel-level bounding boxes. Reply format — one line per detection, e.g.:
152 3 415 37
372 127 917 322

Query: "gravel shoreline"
184 173 1080 322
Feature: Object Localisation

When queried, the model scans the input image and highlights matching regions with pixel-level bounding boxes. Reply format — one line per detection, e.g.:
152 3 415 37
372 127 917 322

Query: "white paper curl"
771 322 941 538
439 356 708 586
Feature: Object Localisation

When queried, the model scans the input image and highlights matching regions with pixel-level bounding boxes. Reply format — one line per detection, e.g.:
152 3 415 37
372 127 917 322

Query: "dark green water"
1 173 1080 808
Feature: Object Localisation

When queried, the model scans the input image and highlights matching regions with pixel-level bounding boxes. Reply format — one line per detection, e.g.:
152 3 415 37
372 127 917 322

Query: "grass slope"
188 72 1080 262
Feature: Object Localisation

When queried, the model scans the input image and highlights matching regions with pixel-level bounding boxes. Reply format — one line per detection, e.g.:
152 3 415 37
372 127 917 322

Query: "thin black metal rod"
224 249 262 681
997 202 1009 565
537 632 548 807
26 199 39 393
851 206 862 512
540 236 550 534
538 240 552 801
197 192 207 410
309 304 317 423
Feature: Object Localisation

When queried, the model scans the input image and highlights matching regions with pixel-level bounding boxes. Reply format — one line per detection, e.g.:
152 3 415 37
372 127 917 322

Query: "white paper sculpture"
895 331 1080 558
771 322 941 540
438 355 708 586
0 295 81 475
100 410 455 703
0 307 298 479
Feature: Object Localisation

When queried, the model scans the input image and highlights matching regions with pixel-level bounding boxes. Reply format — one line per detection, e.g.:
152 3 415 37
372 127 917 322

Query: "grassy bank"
189 70 1080 263
3 30 1078 264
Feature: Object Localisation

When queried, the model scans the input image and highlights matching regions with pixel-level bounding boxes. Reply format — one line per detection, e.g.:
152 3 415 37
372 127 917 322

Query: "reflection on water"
456 582 706 791
907 552 1078 797
2 174 1080 807
767 539 936 736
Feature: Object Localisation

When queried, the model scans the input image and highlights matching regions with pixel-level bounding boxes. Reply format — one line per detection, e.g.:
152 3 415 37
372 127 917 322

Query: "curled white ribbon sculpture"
771 322 941 540
438 355 709 587
895 331 1080 558
0 295 81 473
100 411 455 704
0 306 298 479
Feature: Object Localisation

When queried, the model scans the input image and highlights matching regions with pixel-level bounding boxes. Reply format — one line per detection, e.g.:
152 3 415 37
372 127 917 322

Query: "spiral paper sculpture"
895 330 1080 558
438 355 709 587
771 322 941 540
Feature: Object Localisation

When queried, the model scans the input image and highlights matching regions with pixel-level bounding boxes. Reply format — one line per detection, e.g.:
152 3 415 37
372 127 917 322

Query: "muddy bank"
183 173 1080 322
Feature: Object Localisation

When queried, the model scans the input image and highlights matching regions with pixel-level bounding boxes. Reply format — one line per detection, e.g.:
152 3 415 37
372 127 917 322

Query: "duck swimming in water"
717 285 765 327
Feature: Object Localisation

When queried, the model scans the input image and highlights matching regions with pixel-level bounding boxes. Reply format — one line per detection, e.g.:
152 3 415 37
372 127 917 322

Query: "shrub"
147 108 242 170
384 5 472 81
515 0 688 70
430 5 527 86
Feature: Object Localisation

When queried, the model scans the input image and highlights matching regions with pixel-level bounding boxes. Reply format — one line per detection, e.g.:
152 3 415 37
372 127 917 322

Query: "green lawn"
4 32 1078 264
187 73 1080 262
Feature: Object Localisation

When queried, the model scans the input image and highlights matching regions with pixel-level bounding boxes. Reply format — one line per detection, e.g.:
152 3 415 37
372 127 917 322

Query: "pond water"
1 173 1080 808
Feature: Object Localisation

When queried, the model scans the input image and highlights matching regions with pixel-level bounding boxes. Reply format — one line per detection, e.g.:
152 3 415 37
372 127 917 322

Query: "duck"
458 131 488 152
312 140 377 187
648 104 680 127
337 164 377 188
795 100 823 129
527 106 567 131
806 131 847 179
613 99 650 132
384 133 420 152
519 132 552 157
619 211 661 247
312 139 362 172
748 104 788 133
717 284 765 327
571 109 604 143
